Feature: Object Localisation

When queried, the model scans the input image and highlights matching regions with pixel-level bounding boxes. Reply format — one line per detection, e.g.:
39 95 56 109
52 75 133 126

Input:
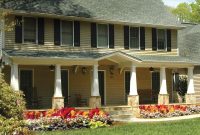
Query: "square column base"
52 97 64 109
128 95 139 107
158 94 169 105
186 94 196 104
89 96 101 108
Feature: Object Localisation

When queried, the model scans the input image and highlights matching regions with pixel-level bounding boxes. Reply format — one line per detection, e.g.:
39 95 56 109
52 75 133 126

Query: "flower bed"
139 105 200 119
24 108 112 131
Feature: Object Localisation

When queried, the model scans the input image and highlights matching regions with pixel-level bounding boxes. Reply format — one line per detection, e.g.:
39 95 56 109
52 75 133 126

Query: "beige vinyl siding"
194 66 200 104
5 15 178 55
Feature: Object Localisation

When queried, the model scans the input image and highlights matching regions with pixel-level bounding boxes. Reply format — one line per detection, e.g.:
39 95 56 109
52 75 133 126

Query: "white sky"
162 0 195 7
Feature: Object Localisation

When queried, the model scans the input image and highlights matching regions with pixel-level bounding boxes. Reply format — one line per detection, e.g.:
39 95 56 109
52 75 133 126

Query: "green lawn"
37 118 200 135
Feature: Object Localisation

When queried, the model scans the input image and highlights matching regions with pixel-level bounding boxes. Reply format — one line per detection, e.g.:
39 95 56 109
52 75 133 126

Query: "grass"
37 118 200 135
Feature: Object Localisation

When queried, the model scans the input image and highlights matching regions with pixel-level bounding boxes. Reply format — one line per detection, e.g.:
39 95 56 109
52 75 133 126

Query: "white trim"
97 23 109 49
60 20 74 47
22 17 38 44
98 70 106 106
129 26 140 50
19 68 35 90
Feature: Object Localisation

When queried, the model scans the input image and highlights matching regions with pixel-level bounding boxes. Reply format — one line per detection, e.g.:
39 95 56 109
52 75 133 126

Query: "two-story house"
0 0 197 109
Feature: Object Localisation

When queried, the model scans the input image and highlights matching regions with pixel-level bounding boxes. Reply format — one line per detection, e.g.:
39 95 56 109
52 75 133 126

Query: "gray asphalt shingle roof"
1 0 181 27
178 24 200 63
3 49 196 64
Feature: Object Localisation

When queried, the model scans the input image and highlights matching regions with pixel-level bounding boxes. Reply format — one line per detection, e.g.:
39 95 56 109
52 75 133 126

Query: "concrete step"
102 107 133 112
111 114 135 121
109 110 133 115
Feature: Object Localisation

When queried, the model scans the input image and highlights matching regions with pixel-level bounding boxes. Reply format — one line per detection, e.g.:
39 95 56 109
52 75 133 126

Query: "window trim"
97 23 109 49
22 17 38 44
60 20 74 47
156 29 167 51
129 26 140 50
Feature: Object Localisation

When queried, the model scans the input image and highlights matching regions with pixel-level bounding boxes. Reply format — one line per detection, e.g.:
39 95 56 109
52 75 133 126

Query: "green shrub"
0 73 33 134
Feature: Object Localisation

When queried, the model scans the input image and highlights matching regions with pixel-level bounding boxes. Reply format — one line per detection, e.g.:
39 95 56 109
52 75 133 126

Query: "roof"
3 49 196 64
178 24 200 63
0 0 181 28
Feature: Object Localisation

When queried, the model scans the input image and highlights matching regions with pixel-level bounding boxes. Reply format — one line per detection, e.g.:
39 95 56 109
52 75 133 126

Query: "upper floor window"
130 27 140 49
61 21 73 46
157 29 167 50
23 17 37 43
97 24 108 48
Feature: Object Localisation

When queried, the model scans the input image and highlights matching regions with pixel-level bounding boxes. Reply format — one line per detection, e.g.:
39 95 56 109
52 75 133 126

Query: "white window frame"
60 20 74 47
22 17 38 44
129 26 140 50
157 29 167 51
97 23 109 49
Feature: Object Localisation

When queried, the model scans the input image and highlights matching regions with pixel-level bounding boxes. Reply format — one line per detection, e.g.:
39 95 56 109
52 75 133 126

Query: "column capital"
188 67 194 70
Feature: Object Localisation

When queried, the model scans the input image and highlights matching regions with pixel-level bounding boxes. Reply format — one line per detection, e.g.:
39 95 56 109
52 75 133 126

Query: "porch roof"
3 50 197 65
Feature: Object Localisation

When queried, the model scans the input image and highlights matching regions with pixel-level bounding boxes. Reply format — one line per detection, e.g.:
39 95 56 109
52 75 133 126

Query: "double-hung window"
130 27 140 49
23 17 37 43
97 24 108 48
61 21 73 46
157 29 167 50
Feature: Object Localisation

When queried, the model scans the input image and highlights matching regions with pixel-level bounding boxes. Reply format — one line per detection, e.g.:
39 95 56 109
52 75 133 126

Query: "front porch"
2 51 197 109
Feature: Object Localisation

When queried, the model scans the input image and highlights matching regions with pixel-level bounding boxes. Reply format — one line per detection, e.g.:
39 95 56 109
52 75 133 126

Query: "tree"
172 3 191 22
172 0 200 23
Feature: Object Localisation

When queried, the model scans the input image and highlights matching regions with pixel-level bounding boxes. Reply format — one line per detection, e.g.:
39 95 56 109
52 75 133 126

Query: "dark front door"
20 70 33 108
61 70 69 107
98 71 105 105
152 72 160 103
125 71 131 103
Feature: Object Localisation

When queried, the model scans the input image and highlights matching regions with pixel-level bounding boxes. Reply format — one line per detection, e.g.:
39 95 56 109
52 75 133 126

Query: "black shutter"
15 16 22 43
38 18 44 45
109 24 114 49
74 21 80 47
124 26 129 49
91 23 97 48
152 28 157 51
54 19 61 45
140 27 145 50
167 29 171 52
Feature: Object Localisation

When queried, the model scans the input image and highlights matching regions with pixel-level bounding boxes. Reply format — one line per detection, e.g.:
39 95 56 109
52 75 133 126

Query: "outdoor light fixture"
0 58 5 69
109 66 115 76
149 67 154 73
49 65 55 71
82 67 87 74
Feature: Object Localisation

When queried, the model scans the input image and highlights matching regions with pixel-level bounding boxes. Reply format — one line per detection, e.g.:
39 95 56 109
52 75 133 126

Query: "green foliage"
172 0 200 23
0 73 33 134
89 121 109 129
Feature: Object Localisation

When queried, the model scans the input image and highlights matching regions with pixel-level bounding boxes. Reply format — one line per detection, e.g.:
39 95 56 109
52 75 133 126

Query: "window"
157 29 167 50
130 27 140 49
61 21 73 46
97 24 108 48
23 17 37 43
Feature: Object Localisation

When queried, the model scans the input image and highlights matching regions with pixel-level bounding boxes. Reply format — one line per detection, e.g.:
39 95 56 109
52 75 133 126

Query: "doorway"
98 71 105 105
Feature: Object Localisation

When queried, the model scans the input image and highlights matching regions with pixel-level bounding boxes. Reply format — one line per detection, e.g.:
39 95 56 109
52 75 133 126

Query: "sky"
162 0 195 7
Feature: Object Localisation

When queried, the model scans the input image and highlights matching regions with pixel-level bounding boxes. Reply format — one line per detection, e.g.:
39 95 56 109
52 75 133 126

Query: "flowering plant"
139 105 200 118
24 108 112 131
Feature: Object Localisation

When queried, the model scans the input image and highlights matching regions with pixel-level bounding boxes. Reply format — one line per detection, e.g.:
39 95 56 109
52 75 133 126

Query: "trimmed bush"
0 73 32 134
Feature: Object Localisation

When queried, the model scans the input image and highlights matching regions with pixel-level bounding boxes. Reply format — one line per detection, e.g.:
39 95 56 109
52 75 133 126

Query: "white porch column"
129 65 138 96
186 67 196 104
53 65 62 97
128 64 139 107
89 64 101 108
159 67 167 95
187 67 195 94
91 64 100 96
158 67 169 105
10 63 19 91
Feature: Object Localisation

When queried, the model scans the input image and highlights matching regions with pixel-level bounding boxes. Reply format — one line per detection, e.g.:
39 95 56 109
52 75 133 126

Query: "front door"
61 70 69 107
20 70 33 108
98 71 105 105
151 72 160 103
125 71 131 103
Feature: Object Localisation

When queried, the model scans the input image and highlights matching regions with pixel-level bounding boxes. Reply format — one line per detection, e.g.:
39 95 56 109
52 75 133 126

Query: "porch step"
109 110 133 115
111 114 135 121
